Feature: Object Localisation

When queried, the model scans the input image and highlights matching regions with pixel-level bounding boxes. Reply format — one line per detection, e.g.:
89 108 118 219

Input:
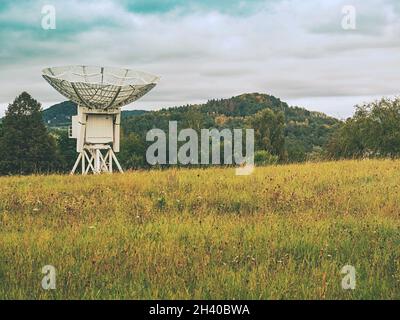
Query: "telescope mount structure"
42 66 159 175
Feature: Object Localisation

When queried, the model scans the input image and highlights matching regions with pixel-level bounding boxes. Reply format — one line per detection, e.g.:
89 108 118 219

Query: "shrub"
254 150 279 166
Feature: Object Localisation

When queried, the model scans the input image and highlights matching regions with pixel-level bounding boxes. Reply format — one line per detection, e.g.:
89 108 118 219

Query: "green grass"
0 160 399 299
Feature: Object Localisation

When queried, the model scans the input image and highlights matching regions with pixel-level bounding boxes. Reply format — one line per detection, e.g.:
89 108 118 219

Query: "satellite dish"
42 66 160 110
42 65 160 175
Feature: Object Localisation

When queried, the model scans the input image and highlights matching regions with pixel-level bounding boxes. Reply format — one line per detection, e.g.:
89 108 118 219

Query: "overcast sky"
0 0 399 118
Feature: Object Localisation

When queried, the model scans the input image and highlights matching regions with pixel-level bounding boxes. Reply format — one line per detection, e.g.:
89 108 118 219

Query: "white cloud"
0 0 400 118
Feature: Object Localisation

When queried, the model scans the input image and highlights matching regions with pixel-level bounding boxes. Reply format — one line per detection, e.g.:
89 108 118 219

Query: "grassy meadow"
0 159 399 299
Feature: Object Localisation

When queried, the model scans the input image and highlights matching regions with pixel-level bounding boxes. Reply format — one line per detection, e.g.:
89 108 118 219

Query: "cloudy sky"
0 0 399 118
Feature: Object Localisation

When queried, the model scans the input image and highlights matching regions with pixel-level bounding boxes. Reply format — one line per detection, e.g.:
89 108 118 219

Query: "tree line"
0 92 399 175
327 98 400 158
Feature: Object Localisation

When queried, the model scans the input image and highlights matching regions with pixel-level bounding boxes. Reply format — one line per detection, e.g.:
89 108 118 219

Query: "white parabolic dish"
42 66 160 110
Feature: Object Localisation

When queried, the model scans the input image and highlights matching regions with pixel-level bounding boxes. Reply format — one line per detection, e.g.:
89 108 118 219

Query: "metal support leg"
70 145 124 175
71 153 83 175
111 150 124 173
108 150 113 173
82 151 85 175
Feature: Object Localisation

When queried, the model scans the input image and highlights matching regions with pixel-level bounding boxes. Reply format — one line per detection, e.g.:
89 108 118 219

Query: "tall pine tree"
0 92 60 175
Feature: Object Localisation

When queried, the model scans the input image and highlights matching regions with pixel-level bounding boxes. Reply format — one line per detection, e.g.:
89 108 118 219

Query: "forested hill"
121 93 341 161
43 93 341 162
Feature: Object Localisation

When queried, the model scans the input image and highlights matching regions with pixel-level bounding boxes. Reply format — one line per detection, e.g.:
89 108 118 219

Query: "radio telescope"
43 66 159 175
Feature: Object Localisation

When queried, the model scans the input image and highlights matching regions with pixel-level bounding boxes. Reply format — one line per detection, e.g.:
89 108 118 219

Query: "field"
0 160 399 300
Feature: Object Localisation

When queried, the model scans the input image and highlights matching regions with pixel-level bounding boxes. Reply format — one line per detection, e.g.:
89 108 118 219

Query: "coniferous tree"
0 92 60 175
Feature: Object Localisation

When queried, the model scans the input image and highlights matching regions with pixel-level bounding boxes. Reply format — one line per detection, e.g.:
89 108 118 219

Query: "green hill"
121 93 341 161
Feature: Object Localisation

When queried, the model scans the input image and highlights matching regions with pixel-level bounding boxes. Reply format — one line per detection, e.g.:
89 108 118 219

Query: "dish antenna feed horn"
43 65 159 175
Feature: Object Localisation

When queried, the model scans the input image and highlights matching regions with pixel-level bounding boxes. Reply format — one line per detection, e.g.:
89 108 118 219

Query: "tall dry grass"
0 160 399 299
